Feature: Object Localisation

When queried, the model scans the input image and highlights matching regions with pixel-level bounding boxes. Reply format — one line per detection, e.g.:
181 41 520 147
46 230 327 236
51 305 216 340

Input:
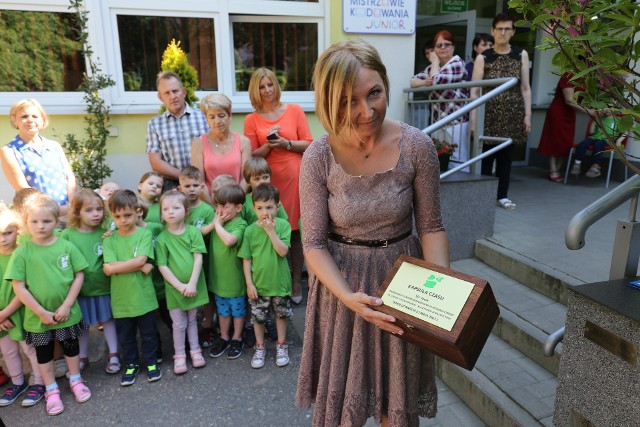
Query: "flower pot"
438 154 450 172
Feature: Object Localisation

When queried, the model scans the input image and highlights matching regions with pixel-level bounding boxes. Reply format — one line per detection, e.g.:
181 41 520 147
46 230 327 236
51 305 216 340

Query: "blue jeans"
116 311 159 366
575 138 608 166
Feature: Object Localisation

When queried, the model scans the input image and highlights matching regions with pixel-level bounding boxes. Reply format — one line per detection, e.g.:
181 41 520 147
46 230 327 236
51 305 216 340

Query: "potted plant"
432 137 457 172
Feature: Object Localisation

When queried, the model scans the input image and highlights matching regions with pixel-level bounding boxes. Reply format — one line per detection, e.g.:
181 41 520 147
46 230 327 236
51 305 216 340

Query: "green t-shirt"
237 218 292 297
209 217 247 297
155 225 209 310
60 228 110 297
241 193 288 225
145 203 161 224
591 115 618 140
187 202 215 230
6 238 88 333
144 222 166 300
0 253 25 340
103 227 158 318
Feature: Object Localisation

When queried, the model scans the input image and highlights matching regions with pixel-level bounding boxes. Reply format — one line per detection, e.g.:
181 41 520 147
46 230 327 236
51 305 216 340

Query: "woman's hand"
343 292 404 335
428 50 439 65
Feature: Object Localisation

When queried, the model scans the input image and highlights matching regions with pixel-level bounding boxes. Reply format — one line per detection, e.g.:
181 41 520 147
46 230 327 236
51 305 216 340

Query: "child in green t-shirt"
103 190 160 387
207 184 248 360
7 194 91 415
62 189 120 375
155 191 209 375
137 171 164 224
238 183 292 369
241 157 288 226
0 205 44 408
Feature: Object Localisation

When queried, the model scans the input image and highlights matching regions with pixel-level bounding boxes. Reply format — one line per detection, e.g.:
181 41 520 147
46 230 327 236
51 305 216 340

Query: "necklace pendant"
364 153 369 159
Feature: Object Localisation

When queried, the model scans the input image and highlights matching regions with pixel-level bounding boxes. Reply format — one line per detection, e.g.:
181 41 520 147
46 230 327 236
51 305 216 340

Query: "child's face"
0 223 18 254
99 182 120 199
161 197 187 225
25 208 58 243
138 176 163 201
79 198 104 229
179 177 204 202
112 207 139 233
253 199 279 222
215 202 242 219
249 173 271 191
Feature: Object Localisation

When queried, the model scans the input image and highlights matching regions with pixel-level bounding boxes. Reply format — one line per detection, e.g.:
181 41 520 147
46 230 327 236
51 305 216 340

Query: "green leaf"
618 115 635 133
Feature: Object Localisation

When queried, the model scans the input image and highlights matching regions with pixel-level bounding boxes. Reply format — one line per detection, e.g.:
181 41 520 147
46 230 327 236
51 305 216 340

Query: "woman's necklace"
347 131 376 159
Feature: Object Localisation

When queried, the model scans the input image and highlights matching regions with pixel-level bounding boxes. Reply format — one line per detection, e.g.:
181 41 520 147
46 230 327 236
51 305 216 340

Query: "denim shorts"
214 295 247 318
249 296 292 324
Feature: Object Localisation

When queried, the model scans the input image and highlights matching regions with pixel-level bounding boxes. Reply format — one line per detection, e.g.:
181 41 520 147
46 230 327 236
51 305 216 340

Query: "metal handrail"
440 137 511 179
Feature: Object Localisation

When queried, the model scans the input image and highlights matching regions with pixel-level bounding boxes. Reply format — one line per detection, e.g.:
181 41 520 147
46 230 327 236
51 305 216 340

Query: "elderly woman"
0 99 76 214
243 68 312 304
410 30 470 169
191 93 252 203
295 39 450 427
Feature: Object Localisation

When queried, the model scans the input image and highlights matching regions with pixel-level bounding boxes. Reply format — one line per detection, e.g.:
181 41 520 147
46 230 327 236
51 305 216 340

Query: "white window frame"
0 0 326 115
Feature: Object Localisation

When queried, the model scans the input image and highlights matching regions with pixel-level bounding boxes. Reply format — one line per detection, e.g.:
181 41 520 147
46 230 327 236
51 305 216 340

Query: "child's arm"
53 271 84 323
243 258 258 300
12 280 57 325
0 296 23 329
213 210 239 247
199 221 215 236
184 252 203 297
259 216 289 257
158 266 187 295
103 256 149 276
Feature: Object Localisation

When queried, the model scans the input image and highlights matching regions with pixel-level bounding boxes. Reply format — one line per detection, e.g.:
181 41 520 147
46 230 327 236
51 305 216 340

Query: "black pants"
481 143 513 200
116 311 159 367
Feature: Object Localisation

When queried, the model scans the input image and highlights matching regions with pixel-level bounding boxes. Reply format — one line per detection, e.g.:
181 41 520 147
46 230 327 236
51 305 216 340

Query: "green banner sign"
441 0 467 13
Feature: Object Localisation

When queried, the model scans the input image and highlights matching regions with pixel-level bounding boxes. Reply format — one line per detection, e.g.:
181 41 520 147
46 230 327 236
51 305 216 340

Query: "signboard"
343 0 417 35
441 0 468 14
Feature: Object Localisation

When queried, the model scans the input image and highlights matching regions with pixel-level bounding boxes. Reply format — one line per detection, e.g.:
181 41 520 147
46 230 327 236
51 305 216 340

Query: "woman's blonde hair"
9 99 49 130
312 39 389 136
67 188 105 229
248 68 281 111
200 93 232 116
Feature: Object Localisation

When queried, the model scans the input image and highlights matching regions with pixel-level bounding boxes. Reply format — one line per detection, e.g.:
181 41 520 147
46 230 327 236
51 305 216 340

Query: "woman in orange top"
244 68 312 304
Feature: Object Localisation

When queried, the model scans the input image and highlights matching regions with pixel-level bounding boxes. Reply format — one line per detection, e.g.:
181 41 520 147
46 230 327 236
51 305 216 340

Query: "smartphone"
266 131 279 141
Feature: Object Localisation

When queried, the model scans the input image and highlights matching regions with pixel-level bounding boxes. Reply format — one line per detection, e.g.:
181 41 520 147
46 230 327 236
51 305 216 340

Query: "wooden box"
374 255 499 370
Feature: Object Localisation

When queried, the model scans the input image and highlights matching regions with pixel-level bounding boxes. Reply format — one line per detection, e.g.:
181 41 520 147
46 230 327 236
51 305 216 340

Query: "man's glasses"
435 43 453 49
494 27 514 34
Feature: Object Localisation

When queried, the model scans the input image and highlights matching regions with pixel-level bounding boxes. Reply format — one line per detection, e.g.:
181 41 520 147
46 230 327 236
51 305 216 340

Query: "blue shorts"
214 295 247 318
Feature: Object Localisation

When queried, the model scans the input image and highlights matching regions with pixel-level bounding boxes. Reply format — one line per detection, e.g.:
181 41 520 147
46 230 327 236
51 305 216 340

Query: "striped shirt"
145 104 209 171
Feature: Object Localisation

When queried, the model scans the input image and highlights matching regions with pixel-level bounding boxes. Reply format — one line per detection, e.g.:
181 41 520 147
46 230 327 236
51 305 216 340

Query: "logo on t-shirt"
95 243 103 256
194 218 205 228
57 254 71 270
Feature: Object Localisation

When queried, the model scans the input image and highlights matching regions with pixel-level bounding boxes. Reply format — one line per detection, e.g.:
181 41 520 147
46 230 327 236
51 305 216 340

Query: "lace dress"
295 123 444 427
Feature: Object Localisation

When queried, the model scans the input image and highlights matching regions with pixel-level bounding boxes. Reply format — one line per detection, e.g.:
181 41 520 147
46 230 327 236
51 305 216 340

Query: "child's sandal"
105 353 121 374
45 387 64 416
173 355 188 375
69 378 91 403
190 350 206 369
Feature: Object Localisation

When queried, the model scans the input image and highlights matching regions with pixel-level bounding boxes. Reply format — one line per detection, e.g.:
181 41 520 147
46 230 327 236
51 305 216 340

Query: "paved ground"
1 166 635 426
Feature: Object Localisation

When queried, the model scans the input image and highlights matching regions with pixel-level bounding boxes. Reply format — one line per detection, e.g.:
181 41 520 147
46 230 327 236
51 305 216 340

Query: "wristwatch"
286 140 293 150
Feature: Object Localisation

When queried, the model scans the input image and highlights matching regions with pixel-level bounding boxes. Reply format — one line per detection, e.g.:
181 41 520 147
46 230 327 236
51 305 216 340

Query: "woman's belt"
327 230 412 248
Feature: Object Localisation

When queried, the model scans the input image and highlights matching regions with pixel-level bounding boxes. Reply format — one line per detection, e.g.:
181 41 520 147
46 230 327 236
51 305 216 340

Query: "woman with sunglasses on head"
410 30 470 170
471 13 532 211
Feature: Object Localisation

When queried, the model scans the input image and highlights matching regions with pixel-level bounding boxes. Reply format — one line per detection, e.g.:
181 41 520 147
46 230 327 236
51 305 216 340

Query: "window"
233 21 318 92
0 10 86 92
117 15 217 92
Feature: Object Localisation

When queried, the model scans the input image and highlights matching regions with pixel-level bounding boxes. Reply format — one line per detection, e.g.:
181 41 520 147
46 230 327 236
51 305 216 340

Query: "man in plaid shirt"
146 71 209 190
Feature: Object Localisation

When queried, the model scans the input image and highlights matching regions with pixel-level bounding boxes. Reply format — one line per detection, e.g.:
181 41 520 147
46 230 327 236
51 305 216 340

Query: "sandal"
549 170 563 183
69 378 91 403
45 387 64 416
173 355 188 375
190 350 206 369
586 164 602 178
497 198 516 211
105 353 121 374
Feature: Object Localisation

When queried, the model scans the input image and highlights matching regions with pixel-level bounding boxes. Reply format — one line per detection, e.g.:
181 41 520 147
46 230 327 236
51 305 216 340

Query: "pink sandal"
173 355 188 375
69 378 91 403
45 387 64 416
190 350 206 369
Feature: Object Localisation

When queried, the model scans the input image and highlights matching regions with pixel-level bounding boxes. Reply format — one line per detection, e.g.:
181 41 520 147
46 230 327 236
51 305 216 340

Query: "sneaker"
0 382 29 406
69 378 91 403
44 387 64 416
570 161 582 176
208 338 230 358
243 324 256 348
265 319 278 341
0 368 8 386
53 358 68 379
226 340 244 360
586 164 602 178
276 344 290 367
251 346 266 369
120 364 139 386
496 198 516 211
199 328 216 348
21 384 45 407
147 364 162 382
